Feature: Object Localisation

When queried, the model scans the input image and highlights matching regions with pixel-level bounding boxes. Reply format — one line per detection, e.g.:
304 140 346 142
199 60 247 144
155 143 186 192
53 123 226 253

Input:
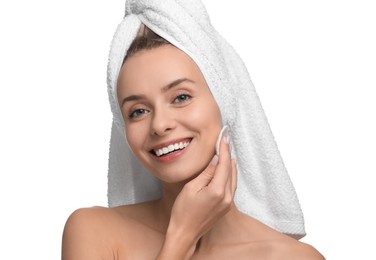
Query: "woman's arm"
156 135 237 259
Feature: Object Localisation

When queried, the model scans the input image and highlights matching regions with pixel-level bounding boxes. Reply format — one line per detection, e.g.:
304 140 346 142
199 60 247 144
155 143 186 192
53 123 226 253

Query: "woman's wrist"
156 225 198 260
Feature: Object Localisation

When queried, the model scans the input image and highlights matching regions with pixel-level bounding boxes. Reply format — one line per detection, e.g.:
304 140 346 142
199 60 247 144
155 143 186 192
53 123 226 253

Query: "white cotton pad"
215 125 228 156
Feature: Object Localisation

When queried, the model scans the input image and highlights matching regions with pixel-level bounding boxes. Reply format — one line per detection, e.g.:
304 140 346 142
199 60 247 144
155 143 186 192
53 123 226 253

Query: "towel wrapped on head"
107 0 306 238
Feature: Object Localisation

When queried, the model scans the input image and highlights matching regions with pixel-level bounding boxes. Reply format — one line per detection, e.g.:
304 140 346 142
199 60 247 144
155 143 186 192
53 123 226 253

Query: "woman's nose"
150 107 177 136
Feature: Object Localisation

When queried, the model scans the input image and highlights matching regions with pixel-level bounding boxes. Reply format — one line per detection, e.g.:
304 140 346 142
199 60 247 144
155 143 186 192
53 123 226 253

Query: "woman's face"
117 45 222 183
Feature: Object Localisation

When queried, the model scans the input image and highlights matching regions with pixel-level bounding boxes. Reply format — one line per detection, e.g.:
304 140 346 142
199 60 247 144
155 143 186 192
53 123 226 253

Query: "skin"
62 45 325 259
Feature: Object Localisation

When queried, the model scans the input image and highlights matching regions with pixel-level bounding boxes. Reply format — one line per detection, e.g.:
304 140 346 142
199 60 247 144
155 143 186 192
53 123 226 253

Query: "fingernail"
216 125 229 155
224 135 230 144
210 155 219 166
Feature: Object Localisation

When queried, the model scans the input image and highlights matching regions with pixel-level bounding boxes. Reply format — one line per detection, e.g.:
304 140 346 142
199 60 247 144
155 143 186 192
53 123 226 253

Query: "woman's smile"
150 137 192 159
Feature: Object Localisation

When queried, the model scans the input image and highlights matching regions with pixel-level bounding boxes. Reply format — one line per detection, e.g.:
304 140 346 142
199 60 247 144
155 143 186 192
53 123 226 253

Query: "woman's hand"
156 134 237 259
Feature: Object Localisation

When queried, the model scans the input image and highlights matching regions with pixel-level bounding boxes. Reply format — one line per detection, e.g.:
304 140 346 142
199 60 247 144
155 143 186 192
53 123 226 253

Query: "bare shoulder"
62 206 123 260
63 206 121 235
62 202 162 259
229 212 325 259
270 239 325 260
63 206 123 236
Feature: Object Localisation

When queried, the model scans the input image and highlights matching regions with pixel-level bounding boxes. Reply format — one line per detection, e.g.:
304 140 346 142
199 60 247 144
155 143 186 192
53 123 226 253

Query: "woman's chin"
152 167 204 185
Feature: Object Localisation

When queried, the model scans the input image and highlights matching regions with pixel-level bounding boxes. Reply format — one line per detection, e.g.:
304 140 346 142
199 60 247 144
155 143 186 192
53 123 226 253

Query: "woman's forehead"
118 45 207 93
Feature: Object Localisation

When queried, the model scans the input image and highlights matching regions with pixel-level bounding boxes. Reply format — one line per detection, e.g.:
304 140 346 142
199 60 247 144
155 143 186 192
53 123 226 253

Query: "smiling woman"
61 0 325 259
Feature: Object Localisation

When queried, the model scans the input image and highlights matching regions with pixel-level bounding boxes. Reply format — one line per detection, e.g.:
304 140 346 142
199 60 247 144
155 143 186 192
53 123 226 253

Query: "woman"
62 1 324 259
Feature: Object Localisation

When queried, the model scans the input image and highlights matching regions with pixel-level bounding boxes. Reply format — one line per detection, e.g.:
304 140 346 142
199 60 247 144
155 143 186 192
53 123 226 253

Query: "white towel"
107 0 306 238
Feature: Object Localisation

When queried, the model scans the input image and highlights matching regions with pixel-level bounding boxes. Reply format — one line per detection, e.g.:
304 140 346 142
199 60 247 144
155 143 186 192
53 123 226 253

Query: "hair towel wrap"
107 0 306 238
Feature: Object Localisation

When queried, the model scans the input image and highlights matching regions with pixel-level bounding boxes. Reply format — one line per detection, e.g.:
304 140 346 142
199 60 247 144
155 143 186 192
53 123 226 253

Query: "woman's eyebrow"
121 78 195 107
161 78 195 92
121 94 146 107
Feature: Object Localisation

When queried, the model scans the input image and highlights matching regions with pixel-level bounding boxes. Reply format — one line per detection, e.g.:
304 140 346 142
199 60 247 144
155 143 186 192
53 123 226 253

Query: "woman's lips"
150 138 192 163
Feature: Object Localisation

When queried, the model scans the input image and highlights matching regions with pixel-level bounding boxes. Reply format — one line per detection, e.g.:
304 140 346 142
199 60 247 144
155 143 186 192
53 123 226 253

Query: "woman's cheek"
184 100 221 129
125 124 145 155
181 107 203 124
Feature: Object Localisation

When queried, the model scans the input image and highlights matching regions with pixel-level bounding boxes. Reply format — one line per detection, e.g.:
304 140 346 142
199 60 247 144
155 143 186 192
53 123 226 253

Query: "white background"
0 0 375 259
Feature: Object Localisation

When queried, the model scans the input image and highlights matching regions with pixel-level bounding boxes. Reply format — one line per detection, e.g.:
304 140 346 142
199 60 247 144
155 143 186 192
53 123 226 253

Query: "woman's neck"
156 181 186 221
197 207 254 249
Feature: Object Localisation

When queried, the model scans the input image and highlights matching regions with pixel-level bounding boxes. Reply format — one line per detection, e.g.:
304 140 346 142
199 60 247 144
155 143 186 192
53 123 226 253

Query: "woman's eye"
129 108 148 119
173 94 192 104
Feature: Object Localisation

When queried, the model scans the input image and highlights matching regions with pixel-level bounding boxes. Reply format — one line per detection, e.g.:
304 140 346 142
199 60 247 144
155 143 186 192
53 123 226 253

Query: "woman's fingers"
188 155 218 190
186 131 236 202
231 158 238 196
210 134 232 190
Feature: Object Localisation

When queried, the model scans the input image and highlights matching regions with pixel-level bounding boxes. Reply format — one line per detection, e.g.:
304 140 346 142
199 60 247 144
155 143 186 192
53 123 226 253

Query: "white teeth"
154 140 190 157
